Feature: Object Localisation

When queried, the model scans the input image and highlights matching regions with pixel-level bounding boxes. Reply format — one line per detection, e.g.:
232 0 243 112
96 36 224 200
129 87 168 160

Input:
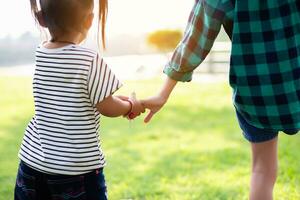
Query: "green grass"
0 76 300 200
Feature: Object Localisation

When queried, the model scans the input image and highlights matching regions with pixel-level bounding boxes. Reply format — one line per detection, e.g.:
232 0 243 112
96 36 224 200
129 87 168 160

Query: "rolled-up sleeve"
164 0 225 82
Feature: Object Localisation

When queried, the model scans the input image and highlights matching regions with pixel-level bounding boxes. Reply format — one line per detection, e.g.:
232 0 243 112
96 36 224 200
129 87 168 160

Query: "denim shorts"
236 111 299 143
14 161 108 200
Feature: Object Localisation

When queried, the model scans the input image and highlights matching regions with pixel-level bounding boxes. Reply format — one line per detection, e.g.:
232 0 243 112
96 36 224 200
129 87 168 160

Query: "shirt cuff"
163 65 193 82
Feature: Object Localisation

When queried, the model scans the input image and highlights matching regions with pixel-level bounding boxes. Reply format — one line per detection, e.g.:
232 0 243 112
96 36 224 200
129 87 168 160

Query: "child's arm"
96 95 131 117
96 93 145 118
141 77 177 123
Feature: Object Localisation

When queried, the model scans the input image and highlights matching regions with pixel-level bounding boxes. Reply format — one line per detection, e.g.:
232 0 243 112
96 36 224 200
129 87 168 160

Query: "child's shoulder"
68 45 98 58
37 44 99 60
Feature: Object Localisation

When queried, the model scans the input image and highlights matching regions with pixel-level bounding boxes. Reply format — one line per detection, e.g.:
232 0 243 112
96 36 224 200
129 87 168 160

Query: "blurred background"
0 0 231 79
1 1 299 200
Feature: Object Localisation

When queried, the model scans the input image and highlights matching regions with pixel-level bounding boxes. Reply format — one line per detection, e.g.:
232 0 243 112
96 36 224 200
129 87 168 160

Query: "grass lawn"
0 76 300 200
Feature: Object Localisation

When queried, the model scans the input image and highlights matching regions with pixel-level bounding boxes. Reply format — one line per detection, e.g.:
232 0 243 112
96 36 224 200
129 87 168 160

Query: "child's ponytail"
29 0 39 23
99 0 108 49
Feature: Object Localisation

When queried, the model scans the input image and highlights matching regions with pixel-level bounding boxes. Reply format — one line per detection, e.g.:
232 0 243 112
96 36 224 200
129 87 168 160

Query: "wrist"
123 99 134 118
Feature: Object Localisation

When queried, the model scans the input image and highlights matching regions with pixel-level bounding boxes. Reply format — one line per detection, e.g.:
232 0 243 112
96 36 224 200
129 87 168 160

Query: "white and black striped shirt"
19 44 122 175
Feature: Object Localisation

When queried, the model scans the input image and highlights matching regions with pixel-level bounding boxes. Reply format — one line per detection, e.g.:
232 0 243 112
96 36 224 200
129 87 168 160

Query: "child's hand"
141 95 167 123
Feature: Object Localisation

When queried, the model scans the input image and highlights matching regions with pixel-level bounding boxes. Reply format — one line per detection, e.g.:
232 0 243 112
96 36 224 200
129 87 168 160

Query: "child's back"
20 44 121 175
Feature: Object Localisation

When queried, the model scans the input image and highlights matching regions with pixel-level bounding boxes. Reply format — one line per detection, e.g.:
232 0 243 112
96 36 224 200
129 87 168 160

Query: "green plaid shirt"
164 0 300 130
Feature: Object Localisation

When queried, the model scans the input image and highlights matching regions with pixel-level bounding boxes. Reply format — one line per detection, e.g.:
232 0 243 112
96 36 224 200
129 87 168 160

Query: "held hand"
116 93 145 120
128 92 145 119
141 95 168 123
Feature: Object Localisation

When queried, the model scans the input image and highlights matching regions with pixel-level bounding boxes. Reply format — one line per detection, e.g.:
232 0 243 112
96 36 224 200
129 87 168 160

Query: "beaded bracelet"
123 99 135 119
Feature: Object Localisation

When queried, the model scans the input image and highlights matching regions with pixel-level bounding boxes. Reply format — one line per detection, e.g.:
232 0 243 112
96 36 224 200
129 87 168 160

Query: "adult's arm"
143 0 225 122
142 76 177 123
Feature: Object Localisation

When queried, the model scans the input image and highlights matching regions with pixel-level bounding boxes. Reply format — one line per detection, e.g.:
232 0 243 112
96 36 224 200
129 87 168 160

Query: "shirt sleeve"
87 54 123 106
164 0 225 82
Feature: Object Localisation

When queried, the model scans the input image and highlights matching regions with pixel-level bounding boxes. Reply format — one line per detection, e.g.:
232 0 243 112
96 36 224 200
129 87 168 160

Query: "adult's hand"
141 95 168 123
142 77 178 123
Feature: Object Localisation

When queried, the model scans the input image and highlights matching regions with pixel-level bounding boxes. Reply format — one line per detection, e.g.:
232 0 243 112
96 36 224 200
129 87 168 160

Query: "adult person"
142 1 300 199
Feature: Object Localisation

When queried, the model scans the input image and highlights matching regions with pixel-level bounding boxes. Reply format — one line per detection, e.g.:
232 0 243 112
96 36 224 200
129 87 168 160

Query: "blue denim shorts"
14 161 108 200
236 111 299 143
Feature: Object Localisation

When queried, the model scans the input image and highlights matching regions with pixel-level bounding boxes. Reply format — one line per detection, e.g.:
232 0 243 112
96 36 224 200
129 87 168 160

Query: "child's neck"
44 32 85 49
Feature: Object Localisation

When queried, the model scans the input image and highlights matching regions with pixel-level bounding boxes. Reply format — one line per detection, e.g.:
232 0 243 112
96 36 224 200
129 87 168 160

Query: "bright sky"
0 0 194 38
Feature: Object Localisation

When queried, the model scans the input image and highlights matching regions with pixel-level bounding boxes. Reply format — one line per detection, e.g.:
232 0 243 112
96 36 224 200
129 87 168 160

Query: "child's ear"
36 11 47 28
84 13 94 29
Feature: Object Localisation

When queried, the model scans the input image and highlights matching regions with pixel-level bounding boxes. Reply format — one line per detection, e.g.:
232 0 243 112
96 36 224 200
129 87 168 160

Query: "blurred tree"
147 29 183 53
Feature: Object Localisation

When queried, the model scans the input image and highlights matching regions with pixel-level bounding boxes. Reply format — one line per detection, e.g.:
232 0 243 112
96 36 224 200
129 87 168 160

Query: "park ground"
0 76 300 200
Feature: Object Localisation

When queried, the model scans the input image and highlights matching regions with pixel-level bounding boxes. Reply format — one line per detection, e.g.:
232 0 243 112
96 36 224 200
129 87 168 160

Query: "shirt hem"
18 155 106 176
234 104 300 131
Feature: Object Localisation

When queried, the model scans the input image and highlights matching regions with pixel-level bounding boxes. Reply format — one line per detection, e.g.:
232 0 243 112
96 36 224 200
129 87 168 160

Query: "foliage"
147 30 183 53
0 77 300 200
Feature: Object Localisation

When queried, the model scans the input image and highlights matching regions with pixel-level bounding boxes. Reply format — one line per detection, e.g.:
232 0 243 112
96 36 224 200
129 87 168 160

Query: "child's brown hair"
29 0 108 48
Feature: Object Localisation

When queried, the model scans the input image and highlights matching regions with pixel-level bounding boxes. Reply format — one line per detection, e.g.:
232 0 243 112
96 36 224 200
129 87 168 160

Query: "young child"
14 0 144 199
142 0 300 200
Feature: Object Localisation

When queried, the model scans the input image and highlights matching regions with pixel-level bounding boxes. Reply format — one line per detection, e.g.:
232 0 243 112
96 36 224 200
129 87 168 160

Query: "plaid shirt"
164 0 300 130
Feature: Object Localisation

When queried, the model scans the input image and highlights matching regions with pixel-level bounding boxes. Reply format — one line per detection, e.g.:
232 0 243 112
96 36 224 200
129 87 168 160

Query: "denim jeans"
14 161 108 200
236 110 299 143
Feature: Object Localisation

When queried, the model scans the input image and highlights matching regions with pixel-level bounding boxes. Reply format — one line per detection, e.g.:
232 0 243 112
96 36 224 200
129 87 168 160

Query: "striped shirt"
19 44 122 175
164 0 300 130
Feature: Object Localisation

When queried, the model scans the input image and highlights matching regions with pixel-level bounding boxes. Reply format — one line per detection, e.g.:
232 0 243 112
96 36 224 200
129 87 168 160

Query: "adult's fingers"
141 106 146 113
144 111 155 123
